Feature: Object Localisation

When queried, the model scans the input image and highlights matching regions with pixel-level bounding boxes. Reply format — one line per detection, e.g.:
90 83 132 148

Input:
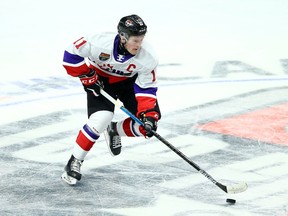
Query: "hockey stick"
100 89 248 194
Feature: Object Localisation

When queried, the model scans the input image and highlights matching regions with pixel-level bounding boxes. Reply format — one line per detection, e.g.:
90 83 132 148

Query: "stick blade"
226 182 248 194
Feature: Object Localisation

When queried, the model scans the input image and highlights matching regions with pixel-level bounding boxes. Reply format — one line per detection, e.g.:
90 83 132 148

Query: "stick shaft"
151 130 227 192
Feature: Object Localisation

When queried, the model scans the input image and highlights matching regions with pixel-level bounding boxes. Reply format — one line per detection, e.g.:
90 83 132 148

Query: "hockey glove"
139 112 158 137
79 69 103 97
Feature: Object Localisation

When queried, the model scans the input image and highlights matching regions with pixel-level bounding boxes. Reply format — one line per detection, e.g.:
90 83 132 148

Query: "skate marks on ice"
0 86 288 215
159 86 288 215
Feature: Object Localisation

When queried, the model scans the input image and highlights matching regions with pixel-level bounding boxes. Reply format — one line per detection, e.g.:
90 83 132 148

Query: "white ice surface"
1 0 288 216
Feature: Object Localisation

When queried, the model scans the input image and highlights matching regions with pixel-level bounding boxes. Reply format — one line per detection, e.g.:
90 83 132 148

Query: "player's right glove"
79 69 103 97
139 111 159 137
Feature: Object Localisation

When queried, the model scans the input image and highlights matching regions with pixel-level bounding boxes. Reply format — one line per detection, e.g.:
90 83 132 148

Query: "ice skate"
104 122 122 156
61 155 83 185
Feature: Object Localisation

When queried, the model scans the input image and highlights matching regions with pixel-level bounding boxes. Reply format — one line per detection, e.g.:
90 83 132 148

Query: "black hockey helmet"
117 14 147 39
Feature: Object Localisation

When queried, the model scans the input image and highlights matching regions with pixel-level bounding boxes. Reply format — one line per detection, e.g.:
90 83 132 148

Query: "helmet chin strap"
118 34 133 55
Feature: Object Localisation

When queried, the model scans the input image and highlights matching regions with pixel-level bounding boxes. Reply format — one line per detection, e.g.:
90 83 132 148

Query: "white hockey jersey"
62 33 159 119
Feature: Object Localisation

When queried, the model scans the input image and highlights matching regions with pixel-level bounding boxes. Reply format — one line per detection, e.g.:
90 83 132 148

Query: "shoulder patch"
99 52 110 61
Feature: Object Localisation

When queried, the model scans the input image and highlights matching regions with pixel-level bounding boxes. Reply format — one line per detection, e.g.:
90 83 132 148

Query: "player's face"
125 35 145 55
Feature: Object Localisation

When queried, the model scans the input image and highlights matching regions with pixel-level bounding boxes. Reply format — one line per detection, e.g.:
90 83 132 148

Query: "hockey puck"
226 198 236 204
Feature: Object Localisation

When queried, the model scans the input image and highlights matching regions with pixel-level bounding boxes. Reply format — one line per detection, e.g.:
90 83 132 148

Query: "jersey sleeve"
134 66 159 120
62 37 91 77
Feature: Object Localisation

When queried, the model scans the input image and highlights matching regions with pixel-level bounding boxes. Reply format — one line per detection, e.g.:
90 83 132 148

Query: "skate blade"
61 172 78 185
103 129 115 157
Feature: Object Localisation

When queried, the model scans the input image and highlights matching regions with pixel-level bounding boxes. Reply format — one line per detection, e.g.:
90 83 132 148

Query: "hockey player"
61 14 161 185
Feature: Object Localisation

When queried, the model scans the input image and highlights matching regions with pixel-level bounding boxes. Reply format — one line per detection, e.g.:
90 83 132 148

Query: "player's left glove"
139 110 159 137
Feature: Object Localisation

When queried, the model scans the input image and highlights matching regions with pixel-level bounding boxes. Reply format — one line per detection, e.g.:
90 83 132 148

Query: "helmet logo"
125 20 134 27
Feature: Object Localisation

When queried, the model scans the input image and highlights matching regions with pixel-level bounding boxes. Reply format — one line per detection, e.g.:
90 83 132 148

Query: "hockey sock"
116 118 144 137
76 124 100 151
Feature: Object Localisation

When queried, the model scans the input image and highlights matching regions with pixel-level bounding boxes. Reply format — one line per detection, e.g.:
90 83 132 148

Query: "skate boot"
104 122 122 156
61 155 83 185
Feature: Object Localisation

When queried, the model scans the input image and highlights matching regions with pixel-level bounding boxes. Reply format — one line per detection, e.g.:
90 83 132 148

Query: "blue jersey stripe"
63 50 85 64
134 83 157 96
